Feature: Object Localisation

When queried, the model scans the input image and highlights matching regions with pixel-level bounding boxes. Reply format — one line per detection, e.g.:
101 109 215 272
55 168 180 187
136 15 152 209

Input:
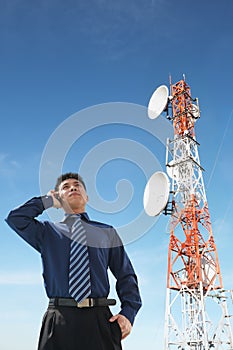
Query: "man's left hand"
109 314 132 339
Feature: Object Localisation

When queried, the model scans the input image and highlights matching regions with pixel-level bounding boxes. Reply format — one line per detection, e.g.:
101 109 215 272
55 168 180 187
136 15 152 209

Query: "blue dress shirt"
5 196 142 325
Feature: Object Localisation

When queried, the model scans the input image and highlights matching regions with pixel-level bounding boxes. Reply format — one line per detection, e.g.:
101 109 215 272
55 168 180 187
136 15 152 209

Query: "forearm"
117 274 142 325
109 245 142 325
7 196 51 224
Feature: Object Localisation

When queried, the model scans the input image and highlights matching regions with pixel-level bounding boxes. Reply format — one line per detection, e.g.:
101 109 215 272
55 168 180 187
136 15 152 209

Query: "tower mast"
164 78 233 349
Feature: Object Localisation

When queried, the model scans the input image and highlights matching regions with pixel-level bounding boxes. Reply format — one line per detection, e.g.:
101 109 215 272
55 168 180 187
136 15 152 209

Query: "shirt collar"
61 212 90 223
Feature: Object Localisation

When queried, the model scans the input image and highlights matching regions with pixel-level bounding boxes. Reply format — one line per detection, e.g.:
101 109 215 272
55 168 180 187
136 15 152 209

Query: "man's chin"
64 202 84 213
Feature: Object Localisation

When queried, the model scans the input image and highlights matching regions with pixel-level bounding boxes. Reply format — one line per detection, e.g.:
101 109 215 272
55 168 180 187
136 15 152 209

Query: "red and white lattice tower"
164 78 233 349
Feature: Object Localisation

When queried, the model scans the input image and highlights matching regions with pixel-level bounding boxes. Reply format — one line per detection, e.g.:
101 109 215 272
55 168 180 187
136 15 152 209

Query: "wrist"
41 195 54 209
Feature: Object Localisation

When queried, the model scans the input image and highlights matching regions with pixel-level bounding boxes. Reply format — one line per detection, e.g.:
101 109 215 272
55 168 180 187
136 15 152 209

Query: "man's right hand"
47 190 62 209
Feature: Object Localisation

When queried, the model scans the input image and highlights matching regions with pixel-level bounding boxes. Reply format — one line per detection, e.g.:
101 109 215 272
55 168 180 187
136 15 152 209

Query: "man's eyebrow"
61 180 80 187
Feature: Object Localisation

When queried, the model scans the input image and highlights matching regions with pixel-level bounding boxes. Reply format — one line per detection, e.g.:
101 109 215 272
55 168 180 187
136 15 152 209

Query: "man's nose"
70 186 77 191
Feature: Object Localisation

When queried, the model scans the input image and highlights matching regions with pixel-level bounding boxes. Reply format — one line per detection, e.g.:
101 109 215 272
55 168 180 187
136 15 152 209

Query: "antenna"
169 74 172 86
148 85 169 119
166 160 178 179
144 77 233 349
189 103 200 120
143 171 170 216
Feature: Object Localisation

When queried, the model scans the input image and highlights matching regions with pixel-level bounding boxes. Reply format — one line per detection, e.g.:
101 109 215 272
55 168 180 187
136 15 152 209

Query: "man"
6 172 142 350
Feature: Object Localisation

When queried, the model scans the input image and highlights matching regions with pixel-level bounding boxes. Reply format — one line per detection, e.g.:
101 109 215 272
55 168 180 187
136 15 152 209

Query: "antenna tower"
144 78 233 349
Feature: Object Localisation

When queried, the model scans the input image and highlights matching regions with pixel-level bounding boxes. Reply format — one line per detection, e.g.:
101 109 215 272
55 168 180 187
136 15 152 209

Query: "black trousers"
38 305 122 350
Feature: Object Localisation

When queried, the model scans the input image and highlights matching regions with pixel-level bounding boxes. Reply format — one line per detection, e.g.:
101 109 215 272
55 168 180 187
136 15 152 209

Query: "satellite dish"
148 85 169 119
166 160 178 179
143 171 170 216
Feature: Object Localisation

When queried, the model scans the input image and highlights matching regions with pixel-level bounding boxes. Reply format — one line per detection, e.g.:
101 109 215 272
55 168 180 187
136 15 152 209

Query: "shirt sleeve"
108 229 142 325
5 196 53 252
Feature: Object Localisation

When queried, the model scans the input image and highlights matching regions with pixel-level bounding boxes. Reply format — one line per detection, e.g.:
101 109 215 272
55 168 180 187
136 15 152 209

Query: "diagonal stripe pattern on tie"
68 216 91 303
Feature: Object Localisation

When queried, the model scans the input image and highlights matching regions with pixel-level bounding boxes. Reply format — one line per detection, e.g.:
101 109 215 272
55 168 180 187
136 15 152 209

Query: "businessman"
6 172 142 350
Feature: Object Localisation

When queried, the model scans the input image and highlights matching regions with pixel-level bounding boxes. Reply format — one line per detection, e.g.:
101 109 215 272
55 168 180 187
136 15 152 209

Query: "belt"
49 297 116 308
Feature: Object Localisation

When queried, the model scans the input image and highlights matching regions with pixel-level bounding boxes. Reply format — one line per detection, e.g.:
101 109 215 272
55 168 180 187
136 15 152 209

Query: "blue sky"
0 0 233 349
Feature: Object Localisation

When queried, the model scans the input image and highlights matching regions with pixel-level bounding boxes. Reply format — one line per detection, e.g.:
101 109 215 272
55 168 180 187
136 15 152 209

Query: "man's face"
58 178 88 213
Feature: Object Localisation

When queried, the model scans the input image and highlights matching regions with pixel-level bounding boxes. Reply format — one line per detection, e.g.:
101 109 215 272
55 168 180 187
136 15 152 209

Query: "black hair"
54 172 86 191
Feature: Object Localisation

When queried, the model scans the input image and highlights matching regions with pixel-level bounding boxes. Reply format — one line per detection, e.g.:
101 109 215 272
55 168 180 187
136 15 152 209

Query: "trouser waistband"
49 297 116 308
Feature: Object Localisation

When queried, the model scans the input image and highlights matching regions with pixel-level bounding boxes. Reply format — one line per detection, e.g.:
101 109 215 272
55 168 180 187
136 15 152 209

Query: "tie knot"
66 214 81 228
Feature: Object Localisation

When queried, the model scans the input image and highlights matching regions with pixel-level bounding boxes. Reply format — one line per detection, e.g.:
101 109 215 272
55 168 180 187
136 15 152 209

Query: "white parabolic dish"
143 171 170 216
148 85 169 119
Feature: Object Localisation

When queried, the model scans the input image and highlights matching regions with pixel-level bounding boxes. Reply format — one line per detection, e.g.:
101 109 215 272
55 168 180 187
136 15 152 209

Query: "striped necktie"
68 215 91 303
